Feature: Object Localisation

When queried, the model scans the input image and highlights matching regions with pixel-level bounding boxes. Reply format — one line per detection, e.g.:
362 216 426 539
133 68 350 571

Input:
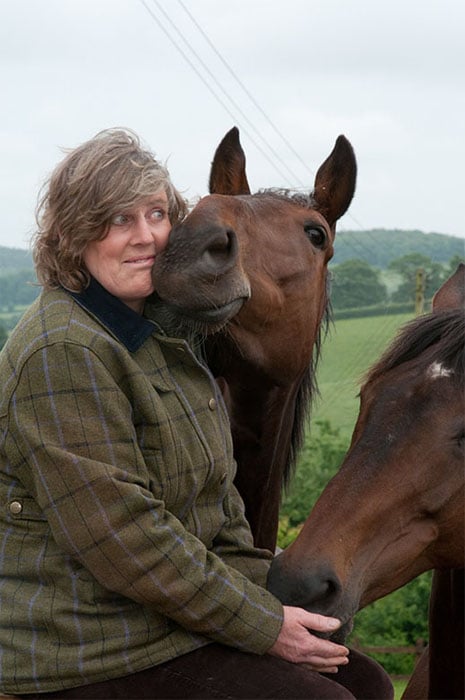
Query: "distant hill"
332 229 464 268
1 230 464 277
0 245 34 274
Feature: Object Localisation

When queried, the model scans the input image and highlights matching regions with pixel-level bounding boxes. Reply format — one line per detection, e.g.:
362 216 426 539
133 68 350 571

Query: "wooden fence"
352 638 427 679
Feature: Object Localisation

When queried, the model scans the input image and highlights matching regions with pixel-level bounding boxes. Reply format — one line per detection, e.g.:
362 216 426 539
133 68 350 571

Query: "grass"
312 313 414 437
393 678 408 699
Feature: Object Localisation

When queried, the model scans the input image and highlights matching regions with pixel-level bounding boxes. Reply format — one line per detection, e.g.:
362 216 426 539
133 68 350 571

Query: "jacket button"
9 501 23 515
208 398 217 410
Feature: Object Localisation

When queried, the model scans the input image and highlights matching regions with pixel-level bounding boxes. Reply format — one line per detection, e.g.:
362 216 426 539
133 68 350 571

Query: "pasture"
312 311 413 436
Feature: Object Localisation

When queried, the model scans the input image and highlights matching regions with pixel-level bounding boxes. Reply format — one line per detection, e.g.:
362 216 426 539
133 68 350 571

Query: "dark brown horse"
152 127 357 552
267 264 465 699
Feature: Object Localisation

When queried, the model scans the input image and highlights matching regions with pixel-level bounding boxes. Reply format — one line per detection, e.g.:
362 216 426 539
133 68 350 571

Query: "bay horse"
267 264 465 699
152 127 357 552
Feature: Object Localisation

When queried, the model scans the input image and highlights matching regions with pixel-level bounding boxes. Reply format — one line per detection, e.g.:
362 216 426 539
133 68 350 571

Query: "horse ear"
209 127 251 195
432 263 465 311
312 135 357 229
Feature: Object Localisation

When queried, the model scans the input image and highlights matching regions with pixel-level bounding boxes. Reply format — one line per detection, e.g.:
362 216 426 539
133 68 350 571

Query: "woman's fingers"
302 662 342 674
268 605 350 671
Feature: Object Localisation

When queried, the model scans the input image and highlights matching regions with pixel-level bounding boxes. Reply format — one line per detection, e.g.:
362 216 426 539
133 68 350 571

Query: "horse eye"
304 224 327 249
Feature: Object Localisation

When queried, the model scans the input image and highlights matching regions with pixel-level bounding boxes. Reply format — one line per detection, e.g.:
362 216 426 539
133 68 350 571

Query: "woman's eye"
111 213 129 226
304 224 327 249
150 208 164 221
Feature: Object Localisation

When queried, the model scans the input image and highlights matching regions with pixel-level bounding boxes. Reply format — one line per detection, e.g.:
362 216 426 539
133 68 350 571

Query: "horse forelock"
255 188 317 209
365 310 465 387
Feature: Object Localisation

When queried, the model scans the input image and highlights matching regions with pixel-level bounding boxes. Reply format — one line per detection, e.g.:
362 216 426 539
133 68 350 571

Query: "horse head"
151 127 356 361
267 265 465 640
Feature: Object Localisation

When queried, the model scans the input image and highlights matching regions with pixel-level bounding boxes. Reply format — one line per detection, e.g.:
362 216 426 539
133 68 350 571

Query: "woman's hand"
268 605 349 674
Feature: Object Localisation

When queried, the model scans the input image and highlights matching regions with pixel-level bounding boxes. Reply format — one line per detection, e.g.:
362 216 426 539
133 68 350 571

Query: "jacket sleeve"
211 482 274 589
8 340 283 654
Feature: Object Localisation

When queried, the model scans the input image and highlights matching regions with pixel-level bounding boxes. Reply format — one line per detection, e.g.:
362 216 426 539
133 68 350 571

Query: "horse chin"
147 295 246 338
187 298 246 326
331 618 354 644
309 617 353 645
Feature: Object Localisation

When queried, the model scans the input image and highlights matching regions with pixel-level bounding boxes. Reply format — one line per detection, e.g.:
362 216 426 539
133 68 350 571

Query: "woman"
0 129 393 699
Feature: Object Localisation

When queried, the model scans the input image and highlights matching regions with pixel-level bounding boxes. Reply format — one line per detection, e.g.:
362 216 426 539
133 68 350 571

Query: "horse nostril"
293 570 341 610
267 557 341 612
315 574 341 604
203 228 238 269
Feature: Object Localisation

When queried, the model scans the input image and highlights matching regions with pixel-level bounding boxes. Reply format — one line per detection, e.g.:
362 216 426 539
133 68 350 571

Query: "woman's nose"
132 215 155 243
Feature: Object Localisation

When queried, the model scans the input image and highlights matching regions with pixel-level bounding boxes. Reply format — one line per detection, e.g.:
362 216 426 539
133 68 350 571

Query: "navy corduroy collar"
67 277 156 353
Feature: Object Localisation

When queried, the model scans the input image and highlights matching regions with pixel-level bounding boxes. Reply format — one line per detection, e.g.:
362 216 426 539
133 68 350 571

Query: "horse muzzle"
267 551 356 642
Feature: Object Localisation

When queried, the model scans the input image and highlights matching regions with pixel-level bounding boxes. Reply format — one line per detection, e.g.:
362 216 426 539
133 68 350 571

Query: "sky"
1 0 465 251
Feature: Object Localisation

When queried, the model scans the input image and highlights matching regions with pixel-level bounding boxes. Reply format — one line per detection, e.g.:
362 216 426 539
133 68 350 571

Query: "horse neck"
237 382 302 551
204 334 313 551
222 368 306 551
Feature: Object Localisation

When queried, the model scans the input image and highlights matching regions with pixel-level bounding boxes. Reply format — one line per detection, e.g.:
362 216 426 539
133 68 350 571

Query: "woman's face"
83 192 171 313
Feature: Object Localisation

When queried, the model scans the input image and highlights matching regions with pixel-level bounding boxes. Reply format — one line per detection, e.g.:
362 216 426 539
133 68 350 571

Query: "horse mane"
366 309 465 386
249 186 330 487
284 281 332 487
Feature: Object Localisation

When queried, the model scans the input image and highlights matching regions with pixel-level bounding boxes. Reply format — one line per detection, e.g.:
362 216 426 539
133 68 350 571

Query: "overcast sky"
2 0 465 251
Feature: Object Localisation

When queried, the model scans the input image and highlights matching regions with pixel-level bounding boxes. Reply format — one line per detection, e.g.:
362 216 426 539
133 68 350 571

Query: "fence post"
414 638 426 661
415 268 425 315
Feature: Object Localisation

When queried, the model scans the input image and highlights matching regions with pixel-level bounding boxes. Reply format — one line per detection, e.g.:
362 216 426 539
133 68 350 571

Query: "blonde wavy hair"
33 128 188 291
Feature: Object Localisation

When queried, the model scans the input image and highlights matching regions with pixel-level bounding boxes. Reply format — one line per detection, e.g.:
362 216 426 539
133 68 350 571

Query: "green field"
311 312 414 438
393 679 407 699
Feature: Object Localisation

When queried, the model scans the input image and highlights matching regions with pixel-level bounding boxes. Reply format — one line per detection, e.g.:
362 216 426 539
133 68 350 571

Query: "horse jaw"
146 293 247 339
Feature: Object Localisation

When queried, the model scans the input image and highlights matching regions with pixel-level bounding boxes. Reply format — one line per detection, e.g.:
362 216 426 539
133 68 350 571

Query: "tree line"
1 252 462 315
0 269 39 311
329 253 463 311
333 229 464 267
0 252 463 347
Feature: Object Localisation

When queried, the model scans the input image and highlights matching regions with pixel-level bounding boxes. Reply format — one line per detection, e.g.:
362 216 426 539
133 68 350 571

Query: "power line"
176 0 314 180
139 0 303 187
166 0 393 252
137 0 406 271
136 1 437 395
175 0 379 237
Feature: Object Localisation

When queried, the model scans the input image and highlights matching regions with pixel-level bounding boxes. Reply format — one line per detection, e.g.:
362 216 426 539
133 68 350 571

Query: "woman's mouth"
125 255 156 265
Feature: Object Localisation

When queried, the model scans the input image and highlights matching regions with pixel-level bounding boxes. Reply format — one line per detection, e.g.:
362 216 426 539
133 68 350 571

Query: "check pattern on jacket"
0 284 283 694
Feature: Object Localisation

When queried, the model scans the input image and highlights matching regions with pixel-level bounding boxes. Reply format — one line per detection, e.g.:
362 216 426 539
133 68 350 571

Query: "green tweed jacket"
0 282 283 695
